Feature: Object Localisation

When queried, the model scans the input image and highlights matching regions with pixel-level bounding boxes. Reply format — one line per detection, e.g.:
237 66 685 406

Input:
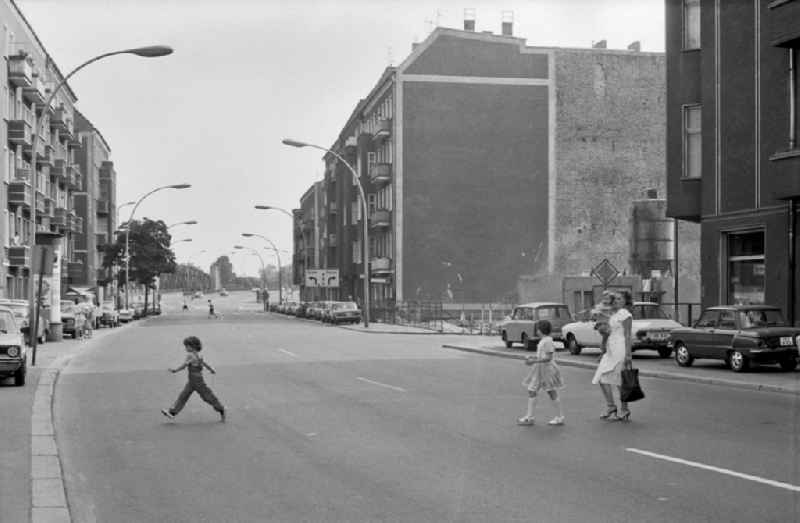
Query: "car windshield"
335 302 358 310
0 310 15 333
739 309 786 328
631 304 669 320
537 306 570 320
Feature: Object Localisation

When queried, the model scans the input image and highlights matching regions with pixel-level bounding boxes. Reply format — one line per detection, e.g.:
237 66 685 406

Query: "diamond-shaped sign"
591 258 620 288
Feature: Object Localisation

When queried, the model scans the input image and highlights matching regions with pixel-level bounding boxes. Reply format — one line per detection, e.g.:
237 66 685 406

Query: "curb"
338 324 448 335
441 344 800 396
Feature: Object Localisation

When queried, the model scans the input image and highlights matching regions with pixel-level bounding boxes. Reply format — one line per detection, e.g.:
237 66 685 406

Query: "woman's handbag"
620 365 645 402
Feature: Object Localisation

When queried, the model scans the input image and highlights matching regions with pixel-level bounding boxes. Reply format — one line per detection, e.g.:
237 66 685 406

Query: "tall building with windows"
666 0 800 323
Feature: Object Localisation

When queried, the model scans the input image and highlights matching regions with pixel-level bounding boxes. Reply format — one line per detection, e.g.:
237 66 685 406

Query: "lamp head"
241 233 254 237
281 138 307 148
234 245 244 250
184 220 198 225
254 205 272 210
168 184 191 189
127 45 174 57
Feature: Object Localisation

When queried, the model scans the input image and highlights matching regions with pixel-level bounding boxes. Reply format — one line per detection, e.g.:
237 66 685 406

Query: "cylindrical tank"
630 198 674 277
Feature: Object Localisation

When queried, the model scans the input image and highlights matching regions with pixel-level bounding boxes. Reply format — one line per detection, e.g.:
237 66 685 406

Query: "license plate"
780 336 794 346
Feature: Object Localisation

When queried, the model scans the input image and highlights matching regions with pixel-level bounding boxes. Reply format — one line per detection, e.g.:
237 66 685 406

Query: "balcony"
14 165 32 182
8 181 32 208
6 246 31 267
96 199 110 215
8 110 33 147
96 233 108 250
329 201 338 214
22 75 46 106
7 55 33 88
370 209 391 228
23 136 48 162
52 159 67 181
67 165 81 189
368 162 392 185
373 118 391 142
50 107 69 132
53 207 67 228
370 256 393 274
43 197 55 217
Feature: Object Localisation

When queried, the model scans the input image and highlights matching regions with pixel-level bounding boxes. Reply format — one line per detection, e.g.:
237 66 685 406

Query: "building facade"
294 24 698 309
666 0 800 324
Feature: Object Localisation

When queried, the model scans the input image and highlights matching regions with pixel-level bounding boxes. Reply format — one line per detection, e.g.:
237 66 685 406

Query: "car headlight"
6 346 20 358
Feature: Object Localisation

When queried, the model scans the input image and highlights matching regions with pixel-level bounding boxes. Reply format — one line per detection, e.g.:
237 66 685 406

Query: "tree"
103 218 177 313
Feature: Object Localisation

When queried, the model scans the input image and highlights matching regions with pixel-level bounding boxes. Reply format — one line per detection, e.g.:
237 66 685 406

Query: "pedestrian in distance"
591 291 634 422
162 336 225 422
207 299 217 319
518 320 565 426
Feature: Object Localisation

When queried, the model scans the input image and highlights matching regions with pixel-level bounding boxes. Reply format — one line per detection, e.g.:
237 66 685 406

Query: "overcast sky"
16 0 664 277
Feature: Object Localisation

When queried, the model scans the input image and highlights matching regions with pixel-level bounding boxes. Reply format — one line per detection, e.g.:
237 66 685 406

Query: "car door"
709 310 738 360
689 310 719 357
506 307 525 342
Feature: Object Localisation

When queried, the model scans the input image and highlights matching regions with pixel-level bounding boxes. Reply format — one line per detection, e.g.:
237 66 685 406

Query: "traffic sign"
591 258 620 289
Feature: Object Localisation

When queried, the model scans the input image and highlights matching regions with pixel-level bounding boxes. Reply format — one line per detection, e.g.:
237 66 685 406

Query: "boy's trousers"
169 374 224 414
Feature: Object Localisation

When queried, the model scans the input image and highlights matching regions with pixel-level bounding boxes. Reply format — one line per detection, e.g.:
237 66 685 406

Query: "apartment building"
666 0 800 323
74 109 117 302
294 23 693 307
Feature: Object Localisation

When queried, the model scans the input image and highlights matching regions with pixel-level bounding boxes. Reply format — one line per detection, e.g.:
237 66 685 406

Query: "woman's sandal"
617 409 631 422
600 407 618 420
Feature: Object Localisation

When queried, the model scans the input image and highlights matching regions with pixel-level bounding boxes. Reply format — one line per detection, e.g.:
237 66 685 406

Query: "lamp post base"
47 322 64 342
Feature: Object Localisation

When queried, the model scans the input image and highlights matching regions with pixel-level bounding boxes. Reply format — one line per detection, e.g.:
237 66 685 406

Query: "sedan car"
0 299 47 345
328 301 362 324
562 302 682 357
60 300 83 339
118 308 134 323
99 303 119 327
669 305 800 372
0 306 26 386
500 302 572 350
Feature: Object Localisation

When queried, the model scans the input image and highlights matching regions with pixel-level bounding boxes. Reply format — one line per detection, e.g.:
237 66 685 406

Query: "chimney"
464 8 476 32
627 41 641 52
501 10 514 36
592 39 607 49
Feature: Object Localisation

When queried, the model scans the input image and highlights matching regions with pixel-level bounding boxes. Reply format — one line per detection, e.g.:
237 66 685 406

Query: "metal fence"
369 301 514 335
660 302 702 326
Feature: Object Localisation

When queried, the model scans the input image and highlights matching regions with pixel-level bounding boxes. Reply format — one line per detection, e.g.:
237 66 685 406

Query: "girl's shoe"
517 416 535 426
600 407 618 420
161 409 175 420
618 409 631 422
548 416 565 426
219 408 226 422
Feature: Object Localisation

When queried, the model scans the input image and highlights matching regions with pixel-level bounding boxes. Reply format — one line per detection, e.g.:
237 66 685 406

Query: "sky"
16 0 664 278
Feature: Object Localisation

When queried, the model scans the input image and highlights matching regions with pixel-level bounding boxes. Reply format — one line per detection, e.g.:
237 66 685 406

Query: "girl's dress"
591 308 632 386
522 335 564 392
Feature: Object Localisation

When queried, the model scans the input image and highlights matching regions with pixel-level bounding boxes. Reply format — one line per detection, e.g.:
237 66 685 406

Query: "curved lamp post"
28 45 173 365
241 233 282 303
254 204 306 302
233 245 266 295
281 138 370 327
124 184 191 309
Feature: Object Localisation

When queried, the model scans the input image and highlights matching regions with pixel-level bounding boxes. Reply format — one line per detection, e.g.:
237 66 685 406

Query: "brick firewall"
402 81 549 302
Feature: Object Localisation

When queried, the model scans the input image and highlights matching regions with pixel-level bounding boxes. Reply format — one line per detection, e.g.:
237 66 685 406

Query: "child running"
162 336 226 422
518 320 565 426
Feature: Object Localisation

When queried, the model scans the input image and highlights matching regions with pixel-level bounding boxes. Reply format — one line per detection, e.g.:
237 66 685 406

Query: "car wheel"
566 334 582 355
502 331 513 349
779 357 797 371
729 350 749 373
674 342 693 367
14 365 26 386
657 347 672 358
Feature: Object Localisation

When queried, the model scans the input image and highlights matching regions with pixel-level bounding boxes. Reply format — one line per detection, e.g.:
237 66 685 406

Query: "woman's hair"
537 319 552 335
183 336 202 351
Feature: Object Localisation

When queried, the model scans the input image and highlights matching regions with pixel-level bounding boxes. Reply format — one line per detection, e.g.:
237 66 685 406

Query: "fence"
660 302 702 326
369 301 514 335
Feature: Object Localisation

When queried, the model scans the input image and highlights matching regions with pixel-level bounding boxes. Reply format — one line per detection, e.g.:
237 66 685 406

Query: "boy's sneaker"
161 409 175 420
517 416 534 426
548 416 565 426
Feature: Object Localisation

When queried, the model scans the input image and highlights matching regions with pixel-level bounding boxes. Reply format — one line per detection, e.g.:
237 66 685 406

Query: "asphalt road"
53 292 800 522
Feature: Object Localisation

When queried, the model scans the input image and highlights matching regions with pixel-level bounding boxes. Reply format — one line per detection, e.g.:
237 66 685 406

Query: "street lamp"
233 245 266 296
124 184 191 309
281 138 370 327
255 204 306 301
241 233 283 303
27 45 173 365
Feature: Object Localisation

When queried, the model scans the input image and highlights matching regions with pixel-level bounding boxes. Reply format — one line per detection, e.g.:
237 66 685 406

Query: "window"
717 310 737 330
695 310 718 328
682 105 702 179
367 193 376 215
683 0 701 50
790 46 799 150
727 230 765 305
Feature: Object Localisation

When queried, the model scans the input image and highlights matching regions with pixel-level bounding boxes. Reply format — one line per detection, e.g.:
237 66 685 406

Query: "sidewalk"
441 340 800 395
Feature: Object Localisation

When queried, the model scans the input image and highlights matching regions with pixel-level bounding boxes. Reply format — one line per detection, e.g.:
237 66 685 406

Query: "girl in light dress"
518 320 565 426
591 291 634 421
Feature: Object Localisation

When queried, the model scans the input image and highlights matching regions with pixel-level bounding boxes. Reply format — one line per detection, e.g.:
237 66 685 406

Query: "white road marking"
356 377 407 392
278 349 298 358
626 448 800 492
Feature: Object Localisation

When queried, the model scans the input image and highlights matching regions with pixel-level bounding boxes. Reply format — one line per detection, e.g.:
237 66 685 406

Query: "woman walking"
591 291 633 421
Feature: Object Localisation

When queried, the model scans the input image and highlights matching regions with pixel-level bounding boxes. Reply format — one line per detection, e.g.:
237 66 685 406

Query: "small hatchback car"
0 306 26 386
501 302 572 350
669 305 800 372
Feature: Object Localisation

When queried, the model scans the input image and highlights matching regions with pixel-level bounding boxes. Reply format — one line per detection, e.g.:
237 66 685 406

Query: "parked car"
99 303 119 328
328 301 362 324
0 306 26 386
295 302 309 318
669 305 800 372
306 302 322 320
132 303 145 319
500 302 572 350
118 308 134 323
561 302 683 357
60 300 83 339
0 299 47 345
219 289 229 297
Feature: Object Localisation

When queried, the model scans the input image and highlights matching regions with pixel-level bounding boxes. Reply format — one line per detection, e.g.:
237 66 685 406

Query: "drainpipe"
789 199 796 326
673 218 680 324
